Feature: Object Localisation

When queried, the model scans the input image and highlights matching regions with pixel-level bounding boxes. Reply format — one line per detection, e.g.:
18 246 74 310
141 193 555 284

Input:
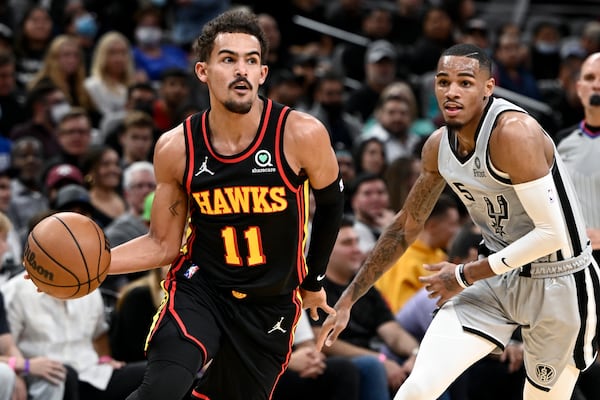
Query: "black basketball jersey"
179 98 309 297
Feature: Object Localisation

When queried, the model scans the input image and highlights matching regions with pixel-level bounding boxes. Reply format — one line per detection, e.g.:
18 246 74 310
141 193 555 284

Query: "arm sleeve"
488 172 569 274
301 174 345 292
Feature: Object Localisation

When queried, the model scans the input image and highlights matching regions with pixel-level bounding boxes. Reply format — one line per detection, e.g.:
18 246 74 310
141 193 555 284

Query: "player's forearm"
109 234 179 275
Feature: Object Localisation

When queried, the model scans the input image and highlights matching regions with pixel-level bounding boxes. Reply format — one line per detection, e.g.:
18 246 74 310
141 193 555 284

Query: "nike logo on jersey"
316 274 326 281
501 257 511 268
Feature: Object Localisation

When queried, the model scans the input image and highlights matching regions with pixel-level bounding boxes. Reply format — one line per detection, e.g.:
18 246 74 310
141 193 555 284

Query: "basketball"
23 212 111 299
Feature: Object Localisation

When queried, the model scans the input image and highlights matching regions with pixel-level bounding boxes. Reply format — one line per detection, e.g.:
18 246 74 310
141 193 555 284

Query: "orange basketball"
23 212 111 299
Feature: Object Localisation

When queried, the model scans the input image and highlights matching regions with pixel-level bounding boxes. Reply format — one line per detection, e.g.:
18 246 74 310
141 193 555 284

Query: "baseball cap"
365 40 397 64
54 184 92 211
46 164 84 190
464 18 488 34
142 191 155 222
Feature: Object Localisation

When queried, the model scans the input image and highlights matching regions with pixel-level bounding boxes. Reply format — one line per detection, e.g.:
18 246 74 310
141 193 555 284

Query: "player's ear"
195 62 208 83
259 64 268 86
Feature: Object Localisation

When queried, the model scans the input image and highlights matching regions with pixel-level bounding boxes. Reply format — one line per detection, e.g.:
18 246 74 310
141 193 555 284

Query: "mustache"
229 77 253 90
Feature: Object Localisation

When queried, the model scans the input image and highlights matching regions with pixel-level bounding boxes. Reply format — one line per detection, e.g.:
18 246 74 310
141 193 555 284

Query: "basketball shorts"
146 267 303 400
451 262 600 391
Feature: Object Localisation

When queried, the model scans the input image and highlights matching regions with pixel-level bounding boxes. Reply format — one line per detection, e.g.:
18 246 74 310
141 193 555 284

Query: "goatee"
224 100 253 114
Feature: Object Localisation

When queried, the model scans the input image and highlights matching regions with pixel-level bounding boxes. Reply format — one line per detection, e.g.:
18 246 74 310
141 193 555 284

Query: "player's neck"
207 99 263 154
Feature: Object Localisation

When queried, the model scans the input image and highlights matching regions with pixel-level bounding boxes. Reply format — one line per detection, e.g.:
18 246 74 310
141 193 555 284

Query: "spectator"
311 216 420 399
384 155 421 212
256 13 289 73
529 20 563 81
272 310 361 400
110 265 167 363
0 168 21 281
152 68 190 132
0 51 26 137
2 269 146 400
53 184 94 217
131 6 189 83
360 94 421 163
101 82 157 151
80 144 125 228
375 194 460 313
0 211 67 400
61 0 100 68
354 137 387 177
104 163 155 291
264 68 306 108
493 31 542 100
28 34 97 115
118 111 154 169
7 136 48 240
170 0 230 51
391 0 425 47
43 163 84 209
10 81 67 158
308 71 362 150
84 31 135 133
349 172 395 255
13 6 53 90
409 5 455 75
345 40 398 122
43 107 93 180
324 0 365 35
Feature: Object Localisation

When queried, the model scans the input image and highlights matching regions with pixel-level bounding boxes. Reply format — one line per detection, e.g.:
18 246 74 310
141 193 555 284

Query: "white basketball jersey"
438 97 589 261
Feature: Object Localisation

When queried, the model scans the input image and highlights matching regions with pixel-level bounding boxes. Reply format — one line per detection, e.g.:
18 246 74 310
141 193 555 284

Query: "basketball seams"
90 220 111 285
53 215 93 293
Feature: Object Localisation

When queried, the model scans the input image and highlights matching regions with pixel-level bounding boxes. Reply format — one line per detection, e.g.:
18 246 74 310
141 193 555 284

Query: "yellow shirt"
375 239 447 314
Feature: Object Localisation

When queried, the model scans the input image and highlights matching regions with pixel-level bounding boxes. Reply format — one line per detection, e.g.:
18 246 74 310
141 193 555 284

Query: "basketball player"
107 9 343 400
317 43 600 400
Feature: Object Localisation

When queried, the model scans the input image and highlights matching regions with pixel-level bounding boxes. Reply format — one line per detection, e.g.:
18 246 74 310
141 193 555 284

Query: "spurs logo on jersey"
484 195 508 236
192 186 288 215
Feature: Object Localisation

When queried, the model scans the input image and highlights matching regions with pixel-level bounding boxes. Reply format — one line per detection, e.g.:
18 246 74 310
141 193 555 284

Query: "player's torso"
179 98 309 296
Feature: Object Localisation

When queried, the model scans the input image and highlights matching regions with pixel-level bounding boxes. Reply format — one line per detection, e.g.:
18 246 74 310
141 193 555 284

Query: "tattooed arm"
109 125 189 275
316 131 447 350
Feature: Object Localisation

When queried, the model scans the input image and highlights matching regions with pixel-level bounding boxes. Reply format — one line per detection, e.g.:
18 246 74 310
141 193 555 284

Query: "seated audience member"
80 145 125 228
273 310 360 400
349 173 395 255
118 112 155 169
152 68 191 132
110 266 167 363
0 211 66 400
2 268 146 400
44 164 84 209
311 216 419 399
354 137 387 177
376 194 460 313
0 169 22 280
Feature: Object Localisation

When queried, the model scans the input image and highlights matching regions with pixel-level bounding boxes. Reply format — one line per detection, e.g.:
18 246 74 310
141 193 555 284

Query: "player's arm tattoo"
348 174 445 303
168 200 182 216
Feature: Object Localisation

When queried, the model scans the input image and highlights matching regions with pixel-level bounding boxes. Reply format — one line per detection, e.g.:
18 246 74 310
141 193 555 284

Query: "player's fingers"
315 321 333 351
423 263 441 271
309 307 319 321
319 303 336 318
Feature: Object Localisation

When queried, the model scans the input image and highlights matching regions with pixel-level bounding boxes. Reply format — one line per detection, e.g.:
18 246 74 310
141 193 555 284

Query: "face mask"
50 102 71 125
535 41 559 55
135 27 162 47
75 13 98 38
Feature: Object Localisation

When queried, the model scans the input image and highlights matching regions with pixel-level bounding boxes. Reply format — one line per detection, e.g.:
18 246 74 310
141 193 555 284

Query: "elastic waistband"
521 247 591 278
479 244 592 278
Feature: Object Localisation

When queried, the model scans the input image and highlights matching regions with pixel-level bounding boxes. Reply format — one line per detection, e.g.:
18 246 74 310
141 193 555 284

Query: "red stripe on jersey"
184 116 195 192
268 290 303 400
295 186 307 283
274 106 297 192
201 99 273 163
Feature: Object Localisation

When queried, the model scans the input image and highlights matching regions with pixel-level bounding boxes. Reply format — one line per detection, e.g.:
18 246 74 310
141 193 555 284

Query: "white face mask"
50 102 71 124
135 27 162 47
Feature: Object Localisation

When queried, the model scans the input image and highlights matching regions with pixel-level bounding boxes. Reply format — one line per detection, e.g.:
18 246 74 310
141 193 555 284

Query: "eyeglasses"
129 182 156 190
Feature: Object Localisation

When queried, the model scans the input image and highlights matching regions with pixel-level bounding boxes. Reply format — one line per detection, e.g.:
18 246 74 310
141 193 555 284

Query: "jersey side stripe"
552 163 583 255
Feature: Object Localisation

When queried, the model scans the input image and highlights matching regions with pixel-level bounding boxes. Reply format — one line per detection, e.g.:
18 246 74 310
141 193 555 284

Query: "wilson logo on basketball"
23 243 54 281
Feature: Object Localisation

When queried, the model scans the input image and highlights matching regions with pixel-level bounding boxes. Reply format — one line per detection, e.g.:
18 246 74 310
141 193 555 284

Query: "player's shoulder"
283 109 329 143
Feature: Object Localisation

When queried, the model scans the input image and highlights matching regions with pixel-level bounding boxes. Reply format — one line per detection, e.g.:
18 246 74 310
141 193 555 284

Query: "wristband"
7 356 16 370
454 264 471 289
23 359 30 374
98 355 113 364
377 353 387 363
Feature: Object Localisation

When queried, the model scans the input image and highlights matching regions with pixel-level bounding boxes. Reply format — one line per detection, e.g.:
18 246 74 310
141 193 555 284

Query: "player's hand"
420 262 462 307
300 287 335 321
29 357 67 385
315 303 350 351
501 341 524 373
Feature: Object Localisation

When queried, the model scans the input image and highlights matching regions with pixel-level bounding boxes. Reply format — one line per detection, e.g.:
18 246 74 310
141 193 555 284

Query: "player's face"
576 54 600 108
434 55 494 131
195 32 267 114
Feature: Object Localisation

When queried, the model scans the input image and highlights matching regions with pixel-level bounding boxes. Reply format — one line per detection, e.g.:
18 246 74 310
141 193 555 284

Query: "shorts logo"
535 363 556 383
268 316 287 334
184 264 199 279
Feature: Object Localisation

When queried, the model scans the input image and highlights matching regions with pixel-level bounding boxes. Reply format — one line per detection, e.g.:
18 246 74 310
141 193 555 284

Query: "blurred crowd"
0 0 598 399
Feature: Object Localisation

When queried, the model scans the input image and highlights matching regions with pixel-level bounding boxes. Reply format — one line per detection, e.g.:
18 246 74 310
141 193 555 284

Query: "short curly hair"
193 8 268 64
